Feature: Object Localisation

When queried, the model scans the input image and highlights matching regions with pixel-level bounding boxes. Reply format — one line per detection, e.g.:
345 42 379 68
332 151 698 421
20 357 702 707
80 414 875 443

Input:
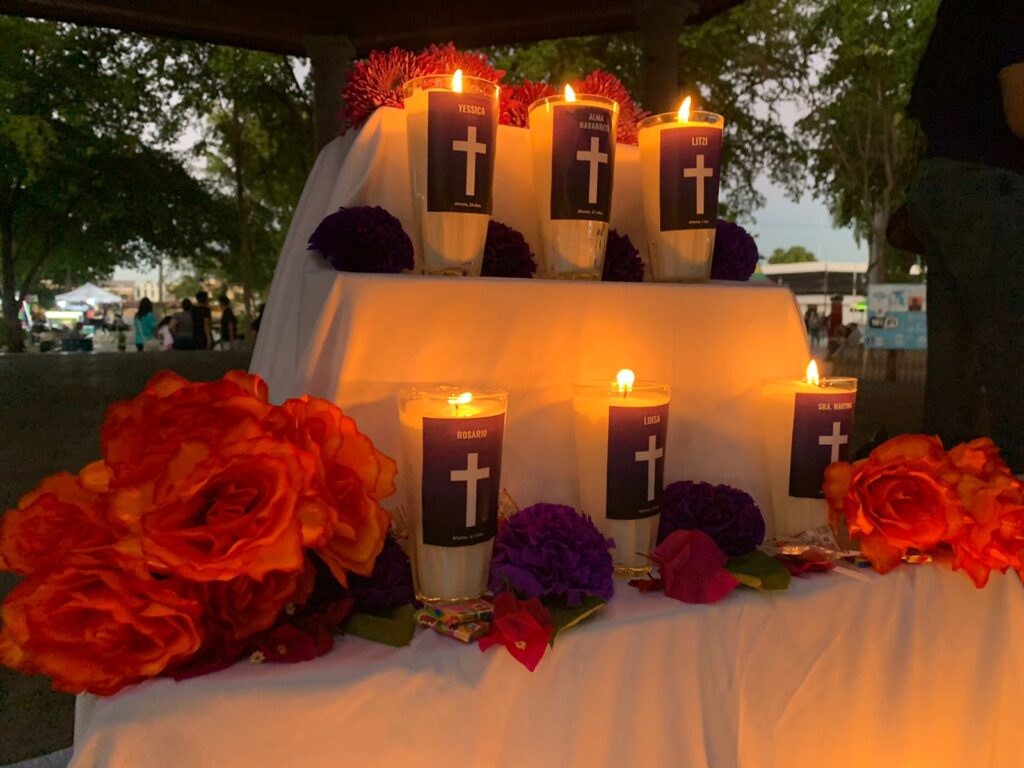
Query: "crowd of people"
803 304 861 360
132 291 240 352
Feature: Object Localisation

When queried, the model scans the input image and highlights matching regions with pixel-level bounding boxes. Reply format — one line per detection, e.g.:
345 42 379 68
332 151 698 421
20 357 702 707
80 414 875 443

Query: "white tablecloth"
70 566 1024 767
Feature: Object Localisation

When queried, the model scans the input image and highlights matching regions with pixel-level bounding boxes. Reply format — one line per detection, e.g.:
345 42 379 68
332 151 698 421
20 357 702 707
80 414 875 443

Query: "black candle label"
427 91 495 215
421 413 504 547
606 403 669 520
659 126 722 231
550 105 615 221
789 392 856 498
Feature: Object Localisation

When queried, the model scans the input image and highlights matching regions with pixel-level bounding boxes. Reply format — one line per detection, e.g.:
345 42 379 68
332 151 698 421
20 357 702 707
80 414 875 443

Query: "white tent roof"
54 282 122 305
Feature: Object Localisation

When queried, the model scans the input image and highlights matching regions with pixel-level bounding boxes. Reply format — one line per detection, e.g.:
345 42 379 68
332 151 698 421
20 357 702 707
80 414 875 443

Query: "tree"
787 0 939 284
768 246 818 264
0 19 224 351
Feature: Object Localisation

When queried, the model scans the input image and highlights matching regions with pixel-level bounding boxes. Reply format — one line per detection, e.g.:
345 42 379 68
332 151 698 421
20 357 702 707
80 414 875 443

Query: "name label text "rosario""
457 429 488 439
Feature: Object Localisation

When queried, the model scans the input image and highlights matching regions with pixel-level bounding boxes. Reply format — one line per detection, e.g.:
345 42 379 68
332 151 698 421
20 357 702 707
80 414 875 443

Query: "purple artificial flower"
481 220 537 278
602 229 645 282
346 534 416 614
489 504 614 607
710 220 759 281
657 481 765 557
308 205 414 273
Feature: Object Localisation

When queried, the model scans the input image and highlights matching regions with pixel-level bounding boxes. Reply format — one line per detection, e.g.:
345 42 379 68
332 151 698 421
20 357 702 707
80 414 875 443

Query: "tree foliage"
768 245 817 264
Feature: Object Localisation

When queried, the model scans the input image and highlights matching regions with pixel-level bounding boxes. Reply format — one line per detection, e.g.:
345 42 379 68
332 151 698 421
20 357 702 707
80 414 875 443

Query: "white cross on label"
634 434 664 502
450 452 491 527
683 153 714 215
451 126 487 197
818 421 849 463
576 136 608 205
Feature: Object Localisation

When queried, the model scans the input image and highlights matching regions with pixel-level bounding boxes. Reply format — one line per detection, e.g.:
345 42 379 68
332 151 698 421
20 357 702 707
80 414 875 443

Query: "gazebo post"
634 0 696 113
304 35 355 152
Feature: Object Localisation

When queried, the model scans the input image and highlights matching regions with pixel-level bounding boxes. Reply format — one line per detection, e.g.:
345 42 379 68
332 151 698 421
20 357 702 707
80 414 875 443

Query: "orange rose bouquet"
0 371 396 694
824 434 1024 587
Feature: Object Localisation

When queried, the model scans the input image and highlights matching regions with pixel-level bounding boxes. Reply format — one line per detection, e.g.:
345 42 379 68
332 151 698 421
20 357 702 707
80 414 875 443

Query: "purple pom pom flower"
309 205 414 274
602 229 645 282
658 481 765 557
489 504 615 607
346 535 416 614
710 220 759 281
482 220 537 278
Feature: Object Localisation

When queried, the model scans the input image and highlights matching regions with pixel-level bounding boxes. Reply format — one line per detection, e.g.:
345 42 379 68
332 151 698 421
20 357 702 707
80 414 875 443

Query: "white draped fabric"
71 566 1024 767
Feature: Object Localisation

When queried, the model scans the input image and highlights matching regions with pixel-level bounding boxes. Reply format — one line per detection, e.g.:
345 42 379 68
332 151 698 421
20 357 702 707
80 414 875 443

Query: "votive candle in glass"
528 86 618 279
404 70 499 276
573 369 670 574
761 361 858 538
638 98 724 282
398 386 507 602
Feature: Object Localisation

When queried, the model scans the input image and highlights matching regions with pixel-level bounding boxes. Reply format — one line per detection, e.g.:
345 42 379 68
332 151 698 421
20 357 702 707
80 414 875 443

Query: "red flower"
824 435 967 574
650 530 740 603
0 566 203 695
479 592 554 671
340 47 430 132
572 70 646 145
500 80 556 127
417 43 504 83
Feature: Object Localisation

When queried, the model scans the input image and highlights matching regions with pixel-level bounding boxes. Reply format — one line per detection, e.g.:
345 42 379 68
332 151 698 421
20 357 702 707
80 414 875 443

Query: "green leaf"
725 551 792 592
344 604 417 647
543 595 607 646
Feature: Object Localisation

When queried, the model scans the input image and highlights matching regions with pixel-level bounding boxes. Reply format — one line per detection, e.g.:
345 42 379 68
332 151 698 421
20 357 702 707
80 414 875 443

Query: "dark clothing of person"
908 159 1024 470
192 304 212 350
909 0 1024 174
220 307 237 343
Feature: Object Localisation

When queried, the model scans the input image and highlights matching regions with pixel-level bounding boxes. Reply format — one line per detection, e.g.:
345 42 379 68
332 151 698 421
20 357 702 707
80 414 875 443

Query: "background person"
218 294 237 350
171 298 194 350
192 290 213 350
132 297 157 351
906 0 1024 471
156 316 174 351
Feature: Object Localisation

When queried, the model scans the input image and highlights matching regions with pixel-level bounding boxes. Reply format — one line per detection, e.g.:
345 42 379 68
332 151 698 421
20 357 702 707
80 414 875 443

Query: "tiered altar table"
70 566 1024 767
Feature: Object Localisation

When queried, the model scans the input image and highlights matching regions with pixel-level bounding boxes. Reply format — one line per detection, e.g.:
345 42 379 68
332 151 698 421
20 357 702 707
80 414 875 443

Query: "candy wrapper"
417 599 494 627
416 612 490 644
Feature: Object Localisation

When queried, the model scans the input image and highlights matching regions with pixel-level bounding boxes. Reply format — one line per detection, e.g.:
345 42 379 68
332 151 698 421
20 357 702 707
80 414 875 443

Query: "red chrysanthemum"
572 70 647 145
500 79 557 127
339 47 430 132
417 43 504 84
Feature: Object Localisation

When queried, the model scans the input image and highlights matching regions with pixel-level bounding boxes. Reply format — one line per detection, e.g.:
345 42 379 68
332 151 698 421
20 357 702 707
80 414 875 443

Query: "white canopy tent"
54 282 122 308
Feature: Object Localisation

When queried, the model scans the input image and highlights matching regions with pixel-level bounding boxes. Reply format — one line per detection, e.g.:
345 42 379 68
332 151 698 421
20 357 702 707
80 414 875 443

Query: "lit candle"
398 387 507 601
573 369 670 574
528 85 619 279
404 70 500 276
761 361 858 538
637 97 725 282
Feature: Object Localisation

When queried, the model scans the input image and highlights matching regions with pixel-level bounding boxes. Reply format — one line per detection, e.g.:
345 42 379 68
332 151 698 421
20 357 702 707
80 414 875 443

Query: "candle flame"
452 69 463 93
447 391 473 406
805 360 820 386
678 96 692 122
615 368 636 394
564 84 576 102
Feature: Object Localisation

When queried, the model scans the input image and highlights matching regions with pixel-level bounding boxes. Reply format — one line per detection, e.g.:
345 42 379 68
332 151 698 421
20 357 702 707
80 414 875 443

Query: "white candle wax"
528 93 618 279
638 109 724 282
404 75 499 276
398 388 506 601
573 378 671 574
761 373 858 538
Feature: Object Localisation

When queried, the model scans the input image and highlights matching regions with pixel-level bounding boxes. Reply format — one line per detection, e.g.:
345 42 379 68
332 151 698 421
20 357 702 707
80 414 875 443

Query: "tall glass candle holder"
761 361 858 539
404 71 499 276
398 386 507 602
573 370 670 575
638 101 724 282
528 87 619 279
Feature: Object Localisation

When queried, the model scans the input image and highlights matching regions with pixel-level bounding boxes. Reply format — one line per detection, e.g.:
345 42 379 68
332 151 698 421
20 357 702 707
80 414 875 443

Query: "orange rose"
128 437 324 582
281 397 397 585
824 435 966 574
949 438 1015 484
177 562 315 645
101 370 277 491
0 463 126 576
0 566 202 695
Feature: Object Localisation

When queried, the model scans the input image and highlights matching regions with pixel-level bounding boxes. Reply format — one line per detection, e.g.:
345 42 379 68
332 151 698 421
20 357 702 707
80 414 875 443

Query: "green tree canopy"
768 246 818 264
